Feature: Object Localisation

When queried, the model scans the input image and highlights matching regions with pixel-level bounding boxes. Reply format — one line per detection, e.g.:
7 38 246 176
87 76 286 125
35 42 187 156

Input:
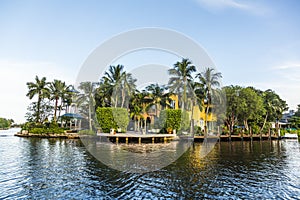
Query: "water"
1 128 300 199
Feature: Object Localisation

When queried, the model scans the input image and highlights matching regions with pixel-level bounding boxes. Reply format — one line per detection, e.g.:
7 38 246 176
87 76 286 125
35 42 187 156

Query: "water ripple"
1 129 300 199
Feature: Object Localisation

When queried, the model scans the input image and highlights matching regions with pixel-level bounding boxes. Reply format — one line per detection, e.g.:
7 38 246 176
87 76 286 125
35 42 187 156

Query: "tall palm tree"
58 85 73 117
77 82 97 131
102 65 136 108
49 79 69 123
26 76 50 123
168 58 196 111
120 72 136 108
196 67 222 133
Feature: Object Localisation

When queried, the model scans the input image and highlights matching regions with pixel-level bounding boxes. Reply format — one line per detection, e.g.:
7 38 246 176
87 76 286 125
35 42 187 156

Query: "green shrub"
181 110 190 131
251 124 260 134
96 107 129 133
159 109 187 131
194 126 203 135
29 127 65 134
79 129 96 135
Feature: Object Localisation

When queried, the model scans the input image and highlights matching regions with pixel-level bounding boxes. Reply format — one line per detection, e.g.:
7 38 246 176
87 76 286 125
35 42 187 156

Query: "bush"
79 129 96 135
251 124 260 134
159 109 189 131
29 127 65 134
181 110 190 131
96 107 129 133
194 126 203 135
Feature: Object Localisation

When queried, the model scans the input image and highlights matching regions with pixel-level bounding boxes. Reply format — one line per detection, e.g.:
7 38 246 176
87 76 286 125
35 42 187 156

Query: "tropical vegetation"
24 58 300 136
0 118 14 129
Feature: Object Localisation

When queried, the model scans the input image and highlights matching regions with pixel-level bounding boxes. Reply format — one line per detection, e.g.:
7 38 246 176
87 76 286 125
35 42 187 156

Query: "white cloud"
0 60 78 123
271 62 300 82
195 0 270 15
196 0 251 10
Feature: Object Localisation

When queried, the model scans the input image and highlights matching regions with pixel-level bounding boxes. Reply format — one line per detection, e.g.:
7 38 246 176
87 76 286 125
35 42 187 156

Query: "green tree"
196 67 222 133
25 100 53 123
77 82 97 131
237 87 265 131
294 105 300 117
260 89 288 131
223 85 242 134
129 91 144 132
168 58 196 111
102 65 136 108
49 80 71 123
0 117 13 129
146 84 172 116
26 76 50 123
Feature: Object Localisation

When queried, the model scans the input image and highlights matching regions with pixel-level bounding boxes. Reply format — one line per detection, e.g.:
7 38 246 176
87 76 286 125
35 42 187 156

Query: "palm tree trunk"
190 99 194 135
37 93 41 123
115 95 118 108
121 88 125 108
88 102 92 131
260 112 268 133
53 97 58 123
244 119 249 131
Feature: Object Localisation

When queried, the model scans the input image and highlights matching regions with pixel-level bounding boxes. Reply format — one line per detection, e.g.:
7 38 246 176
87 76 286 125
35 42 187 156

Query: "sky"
0 0 300 123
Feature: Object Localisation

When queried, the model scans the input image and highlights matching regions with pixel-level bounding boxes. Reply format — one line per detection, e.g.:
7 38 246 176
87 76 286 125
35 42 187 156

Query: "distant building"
280 110 295 123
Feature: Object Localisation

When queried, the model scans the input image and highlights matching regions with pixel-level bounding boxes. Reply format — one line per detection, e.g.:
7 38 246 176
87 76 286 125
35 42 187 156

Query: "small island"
16 59 300 141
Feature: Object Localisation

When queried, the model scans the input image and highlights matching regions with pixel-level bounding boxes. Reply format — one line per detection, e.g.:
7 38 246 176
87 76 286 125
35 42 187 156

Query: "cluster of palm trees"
25 58 290 135
26 76 73 123
75 58 222 131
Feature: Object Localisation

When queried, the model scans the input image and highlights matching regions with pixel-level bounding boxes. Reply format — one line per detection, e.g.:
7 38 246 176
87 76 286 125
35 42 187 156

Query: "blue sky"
1 0 300 123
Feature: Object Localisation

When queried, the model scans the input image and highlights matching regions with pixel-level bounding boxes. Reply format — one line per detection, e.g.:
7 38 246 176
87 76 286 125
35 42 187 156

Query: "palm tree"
129 91 145 132
145 84 171 116
26 76 50 123
120 72 136 108
168 58 196 111
49 79 69 123
77 82 97 131
260 89 288 133
196 67 222 134
102 65 136 108
58 85 73 117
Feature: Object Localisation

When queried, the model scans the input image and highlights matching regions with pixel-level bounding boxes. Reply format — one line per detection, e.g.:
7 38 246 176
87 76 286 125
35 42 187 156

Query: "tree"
101 65 136 108
26 76 50 123
129 92 144 132
0 117 14 129
260 89 288 132
77 82 97 131
49 80 70 123
223 85 242 134
25 100 53 123
168 58 196 111
119 72 136 108
129 90 152 132
145 84 172 116
236 87 265 131
196 67 222 133
294 105 300 117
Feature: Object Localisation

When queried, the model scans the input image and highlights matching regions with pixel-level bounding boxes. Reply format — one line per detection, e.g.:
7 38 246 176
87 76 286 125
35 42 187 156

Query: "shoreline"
14 131 292 142
14 132 80 139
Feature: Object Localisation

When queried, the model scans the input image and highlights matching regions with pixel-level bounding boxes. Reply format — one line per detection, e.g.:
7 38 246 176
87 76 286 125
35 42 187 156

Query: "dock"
97 132 177 144
194 134 281 141
98 132 285 144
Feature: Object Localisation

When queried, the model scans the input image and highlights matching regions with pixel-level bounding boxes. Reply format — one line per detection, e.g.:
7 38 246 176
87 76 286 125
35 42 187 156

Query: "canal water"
1 128 300 199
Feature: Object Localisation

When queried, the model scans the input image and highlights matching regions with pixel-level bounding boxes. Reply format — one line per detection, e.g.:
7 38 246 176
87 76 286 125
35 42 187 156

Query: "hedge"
96 107 129 133
159 109 190 131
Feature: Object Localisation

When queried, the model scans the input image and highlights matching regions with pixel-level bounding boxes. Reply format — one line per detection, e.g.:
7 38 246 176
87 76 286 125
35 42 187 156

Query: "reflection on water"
0 129 300 199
